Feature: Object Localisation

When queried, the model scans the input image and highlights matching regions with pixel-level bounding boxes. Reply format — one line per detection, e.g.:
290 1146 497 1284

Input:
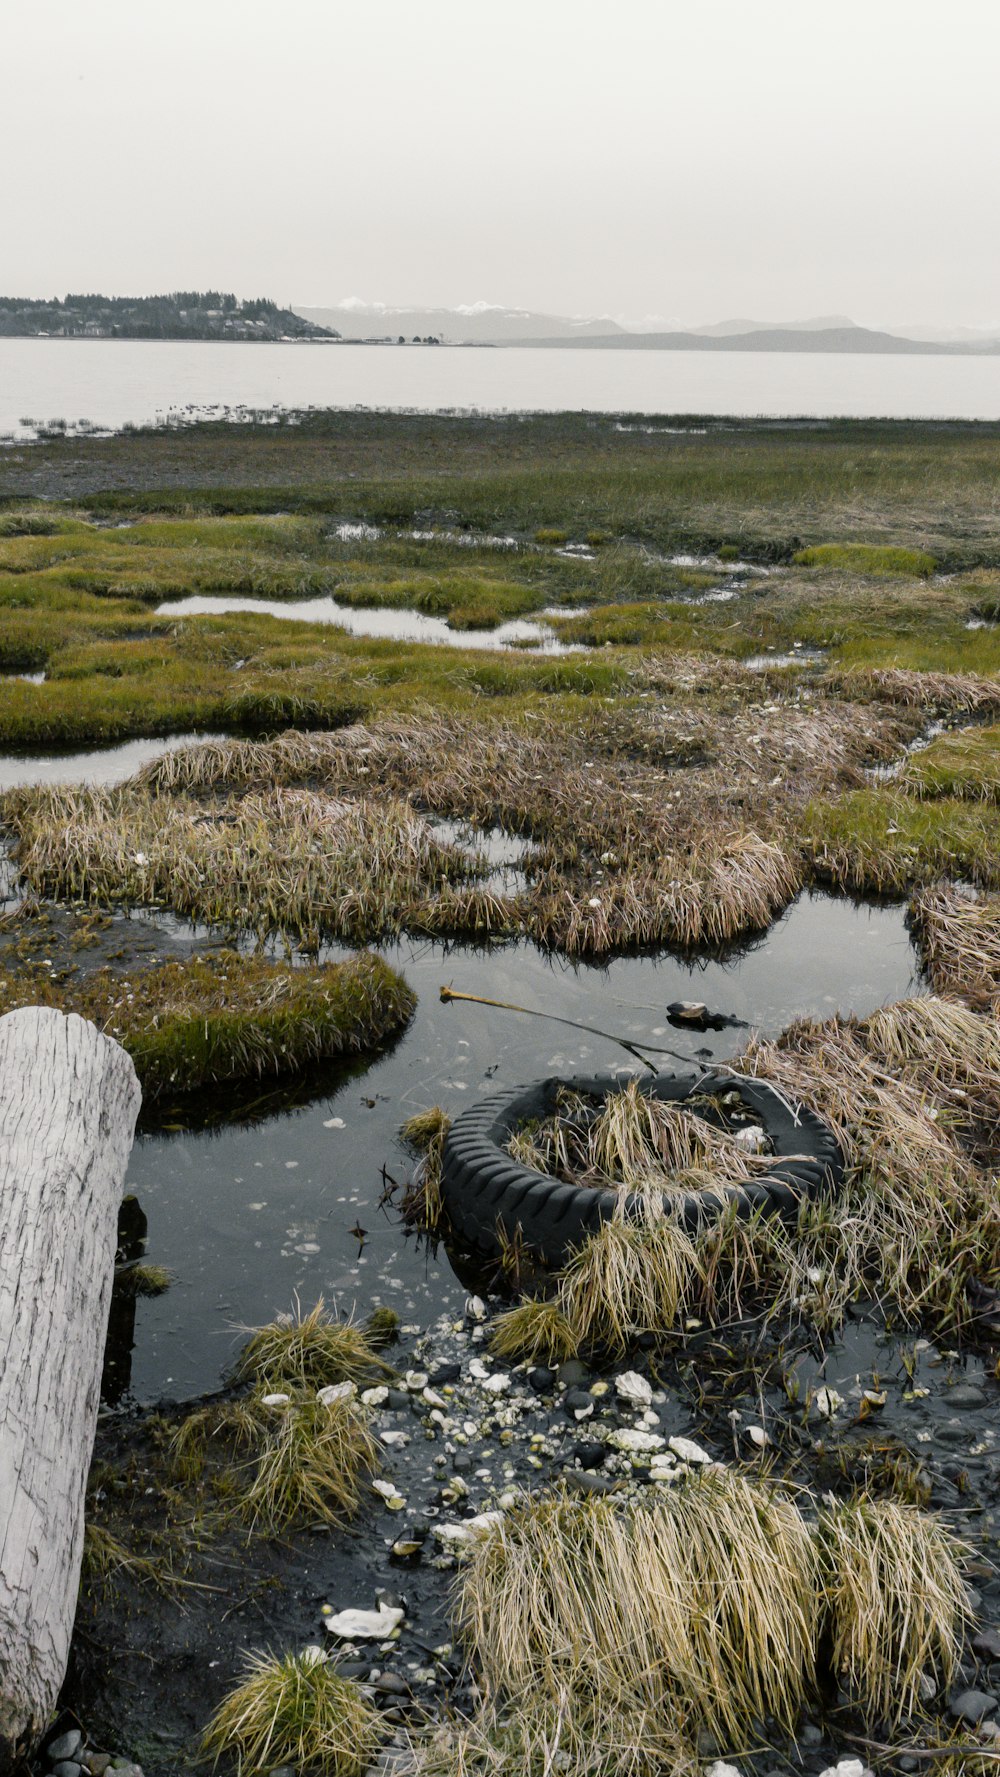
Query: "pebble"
705 1764 743 1777
49 1733 84 1763
53 1764 83 1777
949 1688 999 1724
974 1628 1000 1661
528 1366 556 1392
563 1469 621 1495
557 1359 589 1386
950 1383 988 1408
564 1388 595 1421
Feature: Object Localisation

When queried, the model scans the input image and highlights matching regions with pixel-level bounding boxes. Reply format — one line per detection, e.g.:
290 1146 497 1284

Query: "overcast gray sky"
6 0 999 328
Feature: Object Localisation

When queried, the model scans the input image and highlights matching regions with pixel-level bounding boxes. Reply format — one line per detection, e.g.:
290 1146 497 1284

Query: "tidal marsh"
7 413 1000 1775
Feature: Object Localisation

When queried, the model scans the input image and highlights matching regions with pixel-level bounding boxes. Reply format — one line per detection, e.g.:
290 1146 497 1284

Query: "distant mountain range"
294 301 623 343
295 302 1000 354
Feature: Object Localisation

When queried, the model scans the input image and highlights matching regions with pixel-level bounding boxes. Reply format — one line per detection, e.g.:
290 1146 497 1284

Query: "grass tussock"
409 1694 697 1777
738 998 1000 1331
234 1296 395 1391
4 780 481 946
201 1646 384 1777
171 1387 379 1532
171 1301 386 1530
456 1475 815 1743
816 1496 970 1722
490 1299 580 1365
0 948 415 1096
451 1476 967 1758
794 542 937 577
912 884 1000 1011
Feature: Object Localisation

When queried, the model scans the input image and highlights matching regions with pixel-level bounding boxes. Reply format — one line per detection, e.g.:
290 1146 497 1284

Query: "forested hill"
0 292 339 341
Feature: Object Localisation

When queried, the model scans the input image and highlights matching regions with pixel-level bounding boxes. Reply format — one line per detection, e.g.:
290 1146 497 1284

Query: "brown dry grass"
912 884 1000 1011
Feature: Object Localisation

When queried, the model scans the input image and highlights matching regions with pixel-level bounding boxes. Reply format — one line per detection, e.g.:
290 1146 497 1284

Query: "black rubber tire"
440 1069 843 1266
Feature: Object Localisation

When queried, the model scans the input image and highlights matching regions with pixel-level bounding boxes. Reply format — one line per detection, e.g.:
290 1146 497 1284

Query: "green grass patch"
0 950 415 1095
793 542 937 577
803 788 1000 892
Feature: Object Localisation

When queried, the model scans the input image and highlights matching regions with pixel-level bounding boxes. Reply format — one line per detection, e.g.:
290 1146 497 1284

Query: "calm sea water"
3 338 1000 434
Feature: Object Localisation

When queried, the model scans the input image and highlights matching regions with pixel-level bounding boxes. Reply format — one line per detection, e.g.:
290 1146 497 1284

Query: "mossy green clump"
793 541 937 577
0 949 415 1097
200 1647 384 1776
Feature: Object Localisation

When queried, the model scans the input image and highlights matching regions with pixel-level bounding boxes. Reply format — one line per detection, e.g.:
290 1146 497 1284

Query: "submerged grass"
201 1647 384 1777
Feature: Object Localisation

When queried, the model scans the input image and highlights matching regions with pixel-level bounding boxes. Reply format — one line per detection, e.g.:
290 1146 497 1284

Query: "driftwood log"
0 1007 141 1768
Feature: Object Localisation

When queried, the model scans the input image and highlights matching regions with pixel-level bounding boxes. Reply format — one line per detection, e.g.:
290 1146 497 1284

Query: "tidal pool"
155 592 581 653
119 889 918 1404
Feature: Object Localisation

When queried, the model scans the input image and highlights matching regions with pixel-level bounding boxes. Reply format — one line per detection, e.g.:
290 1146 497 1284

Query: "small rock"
573 1440 607 1470
386 1389 411 1411
528 1366 556 1393
374 1672 411 1697
974 1628 1000 1661
557 1359 589 1386
318 1380 357 1407
564 1388 594 1421
563 1470 621 1495
950 1688 999 1725
49 1734 84 1764
799 1724 824 1747
950 1383 988 1408
429 1361 461 1386
706 1763 743 1777
86 1759 112 1777
53 1764 83 1777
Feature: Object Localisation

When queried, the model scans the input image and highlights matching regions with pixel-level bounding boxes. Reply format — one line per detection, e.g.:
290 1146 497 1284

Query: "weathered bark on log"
0 1008 141 1769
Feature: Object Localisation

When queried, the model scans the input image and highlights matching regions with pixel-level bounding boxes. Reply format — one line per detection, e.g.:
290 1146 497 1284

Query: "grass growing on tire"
201 1646 384 1777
